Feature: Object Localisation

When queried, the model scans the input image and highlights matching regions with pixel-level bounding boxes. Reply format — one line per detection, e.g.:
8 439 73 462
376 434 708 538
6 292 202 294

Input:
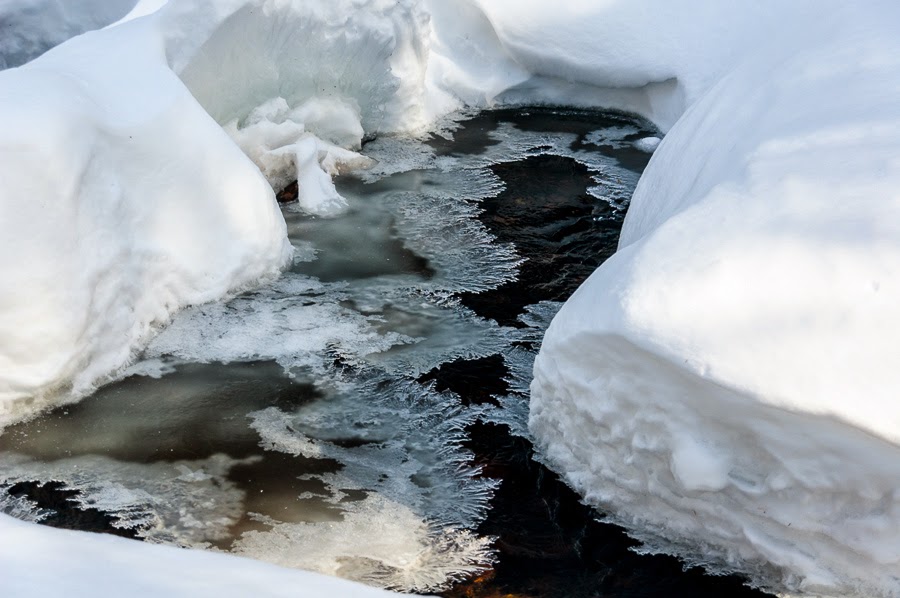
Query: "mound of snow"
531 3 900 596
0 513 417 598
0 6 292 427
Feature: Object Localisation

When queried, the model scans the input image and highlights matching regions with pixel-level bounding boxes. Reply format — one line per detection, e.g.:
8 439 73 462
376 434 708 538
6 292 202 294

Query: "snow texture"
0 512 420 597
529 3 900 597
2 0 900 596
0 4 293 429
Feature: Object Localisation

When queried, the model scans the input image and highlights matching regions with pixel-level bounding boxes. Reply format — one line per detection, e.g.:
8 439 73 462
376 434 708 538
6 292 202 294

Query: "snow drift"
2 0 900 595
529 3 900 597
0 7 292 427
0 513 417 598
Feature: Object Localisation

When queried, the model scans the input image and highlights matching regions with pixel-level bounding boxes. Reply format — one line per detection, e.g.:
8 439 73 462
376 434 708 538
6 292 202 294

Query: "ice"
0 453 250 546
139 275 408 375
242 376 496 591
633 136 661 152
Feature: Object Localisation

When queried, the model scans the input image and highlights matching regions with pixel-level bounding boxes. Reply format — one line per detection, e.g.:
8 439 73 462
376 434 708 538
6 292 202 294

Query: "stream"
0 108 771 597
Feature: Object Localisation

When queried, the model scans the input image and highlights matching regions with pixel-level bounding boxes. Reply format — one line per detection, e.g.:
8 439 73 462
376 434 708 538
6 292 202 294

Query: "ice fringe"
2 109 638 591
0 453 250 546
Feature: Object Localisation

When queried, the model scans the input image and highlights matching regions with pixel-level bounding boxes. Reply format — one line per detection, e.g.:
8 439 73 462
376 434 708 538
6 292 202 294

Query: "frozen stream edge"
1 113 654 593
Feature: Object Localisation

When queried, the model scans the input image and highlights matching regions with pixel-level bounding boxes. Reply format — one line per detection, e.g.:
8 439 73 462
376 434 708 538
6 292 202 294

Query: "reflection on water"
0 362 316 462
0 108 771 596
287 175 435 282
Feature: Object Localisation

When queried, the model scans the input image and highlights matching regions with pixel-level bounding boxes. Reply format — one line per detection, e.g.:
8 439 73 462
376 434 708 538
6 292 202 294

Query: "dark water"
424 110 770 598
1 108 772 597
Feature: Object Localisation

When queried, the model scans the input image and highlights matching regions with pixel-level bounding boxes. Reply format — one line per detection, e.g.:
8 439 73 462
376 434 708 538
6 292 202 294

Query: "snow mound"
0 12 292 428
531 3 900 596
0 512 418 598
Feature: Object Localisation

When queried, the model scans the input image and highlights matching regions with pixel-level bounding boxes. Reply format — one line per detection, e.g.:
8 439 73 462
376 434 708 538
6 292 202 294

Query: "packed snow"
0 513 418 597
1 0 900 596
527 3 900 597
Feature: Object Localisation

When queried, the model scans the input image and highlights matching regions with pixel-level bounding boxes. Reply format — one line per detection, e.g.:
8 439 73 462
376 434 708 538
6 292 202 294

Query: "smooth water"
0 109 771 597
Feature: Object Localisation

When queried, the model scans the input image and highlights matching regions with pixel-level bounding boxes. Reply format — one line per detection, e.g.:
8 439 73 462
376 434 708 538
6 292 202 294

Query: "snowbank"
0 6 292 427
0 513 418 597
530 3 900 596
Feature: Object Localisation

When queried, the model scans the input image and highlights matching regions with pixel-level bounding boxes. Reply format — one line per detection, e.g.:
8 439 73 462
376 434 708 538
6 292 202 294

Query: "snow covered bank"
531 3 900 596
0 6 292 428
0 513 418 597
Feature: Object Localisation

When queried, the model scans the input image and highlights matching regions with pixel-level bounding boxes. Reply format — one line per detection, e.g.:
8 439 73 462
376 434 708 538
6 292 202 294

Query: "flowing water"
0 108 771 597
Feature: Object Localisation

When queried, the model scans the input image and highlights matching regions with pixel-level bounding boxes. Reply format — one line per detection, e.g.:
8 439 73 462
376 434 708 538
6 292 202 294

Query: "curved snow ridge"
0 11 292 428
532 4 900 596
0 513 421 598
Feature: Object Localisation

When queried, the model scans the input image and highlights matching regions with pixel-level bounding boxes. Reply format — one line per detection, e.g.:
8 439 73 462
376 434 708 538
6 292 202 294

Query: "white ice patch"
140 275 408 376
583 125 642 149
240 375 496 591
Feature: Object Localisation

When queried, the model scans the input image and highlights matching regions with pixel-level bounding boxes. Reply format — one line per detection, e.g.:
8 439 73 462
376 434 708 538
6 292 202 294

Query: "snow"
0 513 418 597
633 136 660 153
0 10 292 428
2 0 900 595
529 2 900 597
223 97 374 215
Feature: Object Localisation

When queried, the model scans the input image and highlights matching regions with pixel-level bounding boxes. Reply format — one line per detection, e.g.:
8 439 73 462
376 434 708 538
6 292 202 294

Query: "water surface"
1 108 771 597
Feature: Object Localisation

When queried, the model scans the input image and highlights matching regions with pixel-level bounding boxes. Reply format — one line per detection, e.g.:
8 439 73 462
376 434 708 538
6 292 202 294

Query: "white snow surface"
1 0 900 596
0 9 292 428
529 2 900 597
0 513 419 597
